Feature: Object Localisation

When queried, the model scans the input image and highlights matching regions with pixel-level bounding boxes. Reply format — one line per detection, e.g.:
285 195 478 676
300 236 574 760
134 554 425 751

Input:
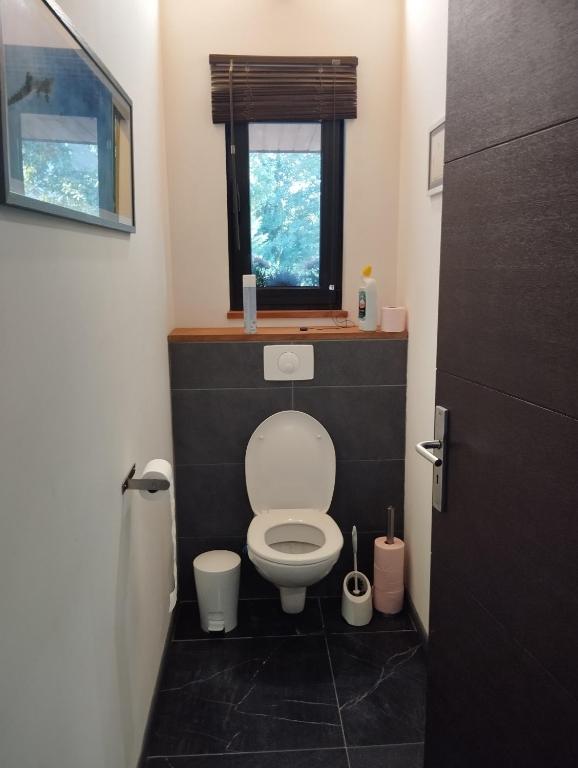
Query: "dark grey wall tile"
297 340 407 387
175 464 252 537
176 460 402 538
169 342 290 390
294 386 405 461
330 460 404 534
348 744 424 768
172 388 291 464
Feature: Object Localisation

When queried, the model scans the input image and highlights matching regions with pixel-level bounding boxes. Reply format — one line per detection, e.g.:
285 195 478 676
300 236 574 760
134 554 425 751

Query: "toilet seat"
247 508 343 566
245 411 335 515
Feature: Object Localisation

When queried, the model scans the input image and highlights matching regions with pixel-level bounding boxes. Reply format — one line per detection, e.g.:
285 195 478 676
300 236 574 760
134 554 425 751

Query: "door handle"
415 406 448 512
416 440 442 466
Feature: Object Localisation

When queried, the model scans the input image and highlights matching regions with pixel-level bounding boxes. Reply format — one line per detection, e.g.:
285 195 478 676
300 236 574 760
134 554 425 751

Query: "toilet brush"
352 526 360 595
341 524 373 626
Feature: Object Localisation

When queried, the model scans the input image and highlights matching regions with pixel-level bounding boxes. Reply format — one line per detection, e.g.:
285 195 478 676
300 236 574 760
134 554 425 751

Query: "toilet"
245 410 344 613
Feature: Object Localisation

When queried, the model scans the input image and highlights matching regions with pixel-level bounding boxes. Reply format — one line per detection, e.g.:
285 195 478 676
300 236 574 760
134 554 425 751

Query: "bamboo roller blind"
209 54 358 123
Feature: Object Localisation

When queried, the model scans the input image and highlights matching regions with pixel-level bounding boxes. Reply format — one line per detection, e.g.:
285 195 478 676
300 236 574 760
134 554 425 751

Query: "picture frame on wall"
427 118 445 196
0 0 135 232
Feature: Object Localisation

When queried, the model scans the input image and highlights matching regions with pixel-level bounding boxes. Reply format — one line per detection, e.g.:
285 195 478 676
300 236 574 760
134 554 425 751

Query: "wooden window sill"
226 310 348 320
169 326 407 343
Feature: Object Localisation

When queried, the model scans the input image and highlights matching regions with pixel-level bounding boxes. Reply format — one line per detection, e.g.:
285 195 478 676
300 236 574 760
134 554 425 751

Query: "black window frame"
226 120 344 311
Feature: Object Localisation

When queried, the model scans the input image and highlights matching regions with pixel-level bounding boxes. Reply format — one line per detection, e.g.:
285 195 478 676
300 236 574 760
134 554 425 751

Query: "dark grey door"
425 2 578 766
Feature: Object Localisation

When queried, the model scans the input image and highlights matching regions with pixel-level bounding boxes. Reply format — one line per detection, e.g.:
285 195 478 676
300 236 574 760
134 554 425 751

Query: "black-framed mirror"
0 0 135 232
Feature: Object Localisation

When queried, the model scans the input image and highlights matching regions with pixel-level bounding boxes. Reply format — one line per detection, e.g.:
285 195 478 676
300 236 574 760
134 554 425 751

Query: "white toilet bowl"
245 411 344 613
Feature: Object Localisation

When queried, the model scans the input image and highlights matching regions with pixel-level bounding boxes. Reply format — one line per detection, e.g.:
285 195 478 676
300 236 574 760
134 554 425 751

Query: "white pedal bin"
193 550 241 633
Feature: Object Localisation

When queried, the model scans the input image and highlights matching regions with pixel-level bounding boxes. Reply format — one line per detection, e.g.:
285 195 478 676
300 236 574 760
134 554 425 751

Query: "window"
210 54 357 311
226 120 344 311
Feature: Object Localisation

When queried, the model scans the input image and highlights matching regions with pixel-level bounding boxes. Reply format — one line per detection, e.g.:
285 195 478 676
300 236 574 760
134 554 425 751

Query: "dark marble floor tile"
328 632 426 747
146 748 349 767
320 598 414 635
174 599 323 640
348 743 424 768
145 636 343 757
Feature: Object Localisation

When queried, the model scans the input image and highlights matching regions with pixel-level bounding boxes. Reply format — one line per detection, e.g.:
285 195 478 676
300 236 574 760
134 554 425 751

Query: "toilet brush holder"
341 571 373 626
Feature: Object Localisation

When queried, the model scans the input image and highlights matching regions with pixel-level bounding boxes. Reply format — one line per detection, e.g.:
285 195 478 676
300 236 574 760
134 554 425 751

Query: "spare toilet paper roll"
374 536 405 570
373 536 405 615
140 459 177 613
381 306 406 333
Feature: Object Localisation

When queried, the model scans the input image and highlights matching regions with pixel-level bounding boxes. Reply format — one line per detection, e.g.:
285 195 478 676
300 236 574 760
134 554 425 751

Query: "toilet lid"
245 410 335 515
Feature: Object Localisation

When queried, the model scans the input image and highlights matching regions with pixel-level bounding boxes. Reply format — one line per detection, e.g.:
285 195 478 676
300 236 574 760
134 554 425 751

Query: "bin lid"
193 549 240 573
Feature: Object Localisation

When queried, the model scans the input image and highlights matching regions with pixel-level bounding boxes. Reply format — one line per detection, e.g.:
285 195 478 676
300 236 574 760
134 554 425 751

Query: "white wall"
0 2 173 767
161 0 403 327
396 0 448 633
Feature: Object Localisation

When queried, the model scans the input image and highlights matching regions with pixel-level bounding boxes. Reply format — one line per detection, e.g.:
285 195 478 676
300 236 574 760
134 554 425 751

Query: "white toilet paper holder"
121 464 171 494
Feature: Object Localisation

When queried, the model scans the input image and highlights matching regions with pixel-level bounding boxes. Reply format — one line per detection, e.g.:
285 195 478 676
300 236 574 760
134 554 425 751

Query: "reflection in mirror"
0 0 135 231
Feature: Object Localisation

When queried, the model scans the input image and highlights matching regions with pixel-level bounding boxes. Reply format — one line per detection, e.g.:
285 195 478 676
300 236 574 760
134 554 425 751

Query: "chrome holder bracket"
121 464 170 495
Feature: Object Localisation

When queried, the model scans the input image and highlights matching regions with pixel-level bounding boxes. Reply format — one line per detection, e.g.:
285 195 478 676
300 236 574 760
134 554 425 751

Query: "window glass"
248 122 321 288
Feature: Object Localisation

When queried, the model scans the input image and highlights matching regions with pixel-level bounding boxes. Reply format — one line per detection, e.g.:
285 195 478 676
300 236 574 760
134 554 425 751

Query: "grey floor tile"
293 386 405 461
174 598 323 640
172 388 291 464
146 748 349 767
348 743 424 768
328 632 426 747
144 636 343 756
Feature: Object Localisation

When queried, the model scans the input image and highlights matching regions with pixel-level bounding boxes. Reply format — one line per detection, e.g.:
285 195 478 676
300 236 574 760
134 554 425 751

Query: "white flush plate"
264 344 314 381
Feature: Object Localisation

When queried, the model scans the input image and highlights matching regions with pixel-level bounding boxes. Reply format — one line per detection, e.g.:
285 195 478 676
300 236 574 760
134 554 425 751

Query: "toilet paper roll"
374 536 405 570
381 306 406 333
373 585 404 615
140 459 177 613
373 536 405 615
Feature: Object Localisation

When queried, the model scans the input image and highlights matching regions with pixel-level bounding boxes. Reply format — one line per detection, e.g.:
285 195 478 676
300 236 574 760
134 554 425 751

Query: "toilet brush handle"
352 526 359 591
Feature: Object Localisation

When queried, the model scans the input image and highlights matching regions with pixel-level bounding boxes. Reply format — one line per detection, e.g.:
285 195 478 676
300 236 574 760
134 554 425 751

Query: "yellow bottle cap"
362 265 372 277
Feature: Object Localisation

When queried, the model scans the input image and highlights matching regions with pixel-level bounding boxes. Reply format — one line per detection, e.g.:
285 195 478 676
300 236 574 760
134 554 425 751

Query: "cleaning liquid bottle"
358 264 378 331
